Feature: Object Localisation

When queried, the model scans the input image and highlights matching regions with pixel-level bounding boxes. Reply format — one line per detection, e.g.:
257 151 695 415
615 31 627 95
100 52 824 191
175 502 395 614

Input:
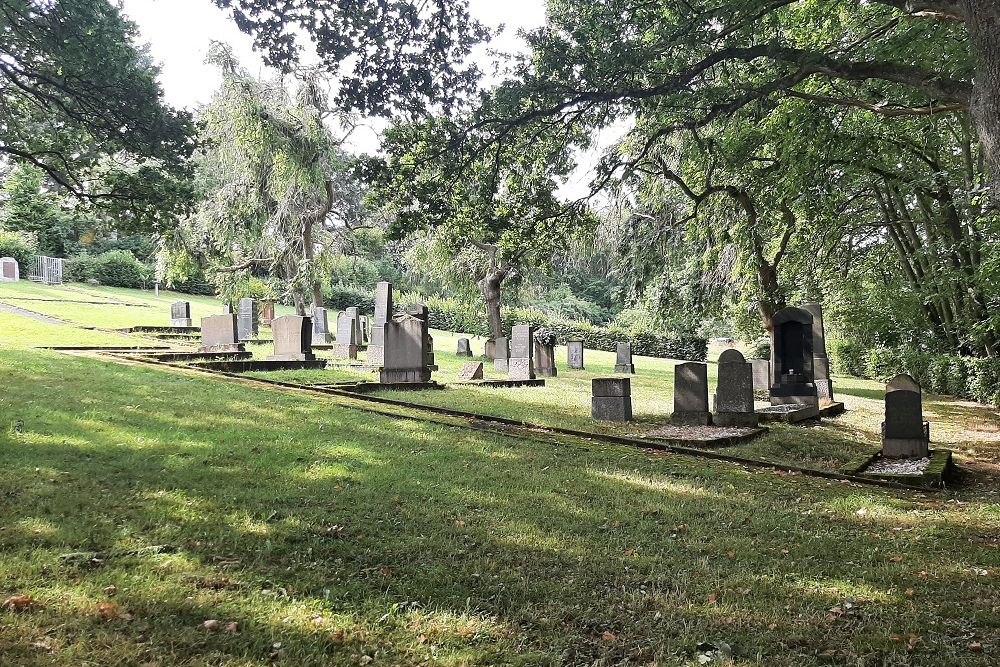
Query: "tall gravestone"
334 310 359 359
268 315 315 361
312 307 332 345
671 362 711 426
345 307 363 346
261 301 276 326
801 302 835 404
368 282 392 365
237 298 259 341
567 340 585 370
535 341 557 377
882 374 930 458
769 307 818 407
494 336 510 373
508 324 536 380
750 359 771 393
406 303 435 369
714 349 758 427
592 377 632 421
457 338 473 357
615 342 635 374
359 315 370 345
0 257 19 281
199 314 243 352
381 314 431 383
170 301 192 327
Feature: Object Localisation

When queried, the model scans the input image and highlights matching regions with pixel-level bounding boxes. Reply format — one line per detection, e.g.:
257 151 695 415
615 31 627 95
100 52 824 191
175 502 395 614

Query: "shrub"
325 284 376 313
830 339 866 377
67 250 151 288
0 230 37 271
748 337 771 360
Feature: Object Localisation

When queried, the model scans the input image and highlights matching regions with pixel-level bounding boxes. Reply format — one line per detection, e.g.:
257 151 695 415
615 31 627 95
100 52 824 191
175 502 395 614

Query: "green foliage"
829 340 867 378
66 250 151 288
0 165 79 257
0 230 36 270
748 338 771 361
324 285 375 314
522 283 610 325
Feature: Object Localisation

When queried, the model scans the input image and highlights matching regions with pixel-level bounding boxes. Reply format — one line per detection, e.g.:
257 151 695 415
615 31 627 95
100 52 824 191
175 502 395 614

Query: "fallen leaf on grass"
889 554 903 563
224 622 238 632
103 585 117 596
601 631 616 642
726 550 736 559
203 619 220 630
330 629 345 644
1 594 40 612
968 641 982 651
96 601 120 621
707 593 718 605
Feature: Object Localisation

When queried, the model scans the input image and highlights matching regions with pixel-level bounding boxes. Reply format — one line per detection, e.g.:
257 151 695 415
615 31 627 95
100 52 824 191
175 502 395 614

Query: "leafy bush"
0 230 36 271
324 284 376 313
67 250 151 288
748 337 771 360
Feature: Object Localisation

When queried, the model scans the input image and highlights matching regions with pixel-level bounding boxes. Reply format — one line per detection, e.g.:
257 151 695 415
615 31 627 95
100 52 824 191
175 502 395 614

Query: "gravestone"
750 358 771 393
170 300 192 327
592 377 632 421
536 341 558 377
199 314 243 352
714 349 758 427
801 302 835 404
268 315 315 361
614 342 635 374
405 303 435 369
222 303 233 314
508 324 535 381
567 340 585 370
457 361 484 381
334 310 359 359
261 301 276 326
769 307 818 407
345 306 363 346
368 281 392 365
359 315 370 345
237 298 259 341
671 362 711 425
312 307 332 345
882 374 930 458
381 314 431 383
457 338 473 357
494 336 510 373
0 257 19 281
485 338 496 360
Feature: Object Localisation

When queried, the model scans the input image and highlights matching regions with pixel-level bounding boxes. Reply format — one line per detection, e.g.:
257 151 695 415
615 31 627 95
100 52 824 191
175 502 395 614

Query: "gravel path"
0 302 68 324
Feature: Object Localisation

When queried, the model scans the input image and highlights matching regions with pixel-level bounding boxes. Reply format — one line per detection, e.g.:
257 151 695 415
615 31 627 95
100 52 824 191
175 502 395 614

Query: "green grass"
1 282 999 664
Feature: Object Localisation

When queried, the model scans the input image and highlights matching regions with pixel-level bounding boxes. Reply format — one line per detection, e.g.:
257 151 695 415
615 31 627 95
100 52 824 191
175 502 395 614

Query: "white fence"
28 255 65 285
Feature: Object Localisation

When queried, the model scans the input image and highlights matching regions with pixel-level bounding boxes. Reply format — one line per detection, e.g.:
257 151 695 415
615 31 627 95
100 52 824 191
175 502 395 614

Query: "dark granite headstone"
199 314 243 352
671 362 711 425
237 298 258 341
457 338 473 357
536 342 557 377
268 315 315 361
359 315 370 345
170 300 192 327
882 374 929 458
769 307 818 407
493 336 510 373
614 342 635 374
457 361 484 381
508 324 535 380
714 349 758 427
592 377 632 421
369 281 392 358
312 307 332 345
567 340 584 370
802 302 835 404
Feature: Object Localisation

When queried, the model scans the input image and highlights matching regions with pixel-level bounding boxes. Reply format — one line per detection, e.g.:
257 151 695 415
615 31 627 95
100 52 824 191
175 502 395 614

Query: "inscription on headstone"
0 257 19 281
170 300 192 327
567 340 584 370
508 324 535 381
237 298 259 341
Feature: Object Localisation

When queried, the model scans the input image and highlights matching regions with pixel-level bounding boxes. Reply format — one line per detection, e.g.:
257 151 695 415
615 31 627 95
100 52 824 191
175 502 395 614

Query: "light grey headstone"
312 307 332 344
493 336 509 373
0 257 19 281
567 340 584 369
714 350 757 427
170 300 192 327
508 324 535 380
237 298 258 340
268 315 315 361
749 359 770 392
457 361 484 381
614 342 635 374
200 314 240 351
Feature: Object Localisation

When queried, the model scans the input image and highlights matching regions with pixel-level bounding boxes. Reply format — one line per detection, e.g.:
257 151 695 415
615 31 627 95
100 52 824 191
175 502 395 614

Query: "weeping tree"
162 44 362 312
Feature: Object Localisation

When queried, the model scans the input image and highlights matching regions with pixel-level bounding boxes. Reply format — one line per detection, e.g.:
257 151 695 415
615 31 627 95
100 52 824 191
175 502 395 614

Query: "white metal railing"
28 255 65 285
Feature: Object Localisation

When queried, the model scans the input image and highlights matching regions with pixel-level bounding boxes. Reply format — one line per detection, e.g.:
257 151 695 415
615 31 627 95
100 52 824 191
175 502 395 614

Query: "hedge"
830 341 1000 407
0 230 36 270
66 250 151 288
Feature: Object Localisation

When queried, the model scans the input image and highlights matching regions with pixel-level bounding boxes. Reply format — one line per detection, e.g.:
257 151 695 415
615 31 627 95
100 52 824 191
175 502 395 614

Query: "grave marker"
199 314 243 352
592 377 632 421
237 298 259 340
567 340 585 370
261 301 276 326
535 341 557 377
457 361 484 381
671 362 711 425
769 307 819 407
334 310 359 359
312 307 332 345
614 342 635 374
457 338 473 357
268 315 316 361
882 374 930 458
493 336 510 373
750 358 770 393
0 257 19 281
508 324 535 380
714 349 758 427
170 300 192 327
802 302 835 404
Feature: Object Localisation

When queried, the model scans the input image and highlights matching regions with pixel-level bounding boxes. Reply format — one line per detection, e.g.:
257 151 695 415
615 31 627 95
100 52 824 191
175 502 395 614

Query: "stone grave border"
840 448 954 488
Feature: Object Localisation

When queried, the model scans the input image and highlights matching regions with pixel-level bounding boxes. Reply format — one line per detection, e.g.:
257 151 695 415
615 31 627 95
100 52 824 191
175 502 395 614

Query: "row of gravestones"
456 335 637 380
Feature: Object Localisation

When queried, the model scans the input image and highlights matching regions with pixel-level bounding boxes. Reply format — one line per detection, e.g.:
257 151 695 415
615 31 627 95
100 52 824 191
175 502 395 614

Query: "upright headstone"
671 362 712 426
536 341 558 377
769 307 818 407
457 361 484 381
345 306 363 346
485 338 497 360
199 314 243 352
268 315 315 361
457 338 473 357
0 257 19 282
749 359 771 393
312 307 332 345
592 377 633 421
261 301 276 326
170 300 192 327
567 340 585 370
358 315 370 345
381 315 431 383
237 298 259 341
714 349 758 427
368 282 393 365
882 374 930 458
493 336 510 373
508 324 535 380
334 310 359 359
801 302 835 404
406 303 435 369
614 342 635 374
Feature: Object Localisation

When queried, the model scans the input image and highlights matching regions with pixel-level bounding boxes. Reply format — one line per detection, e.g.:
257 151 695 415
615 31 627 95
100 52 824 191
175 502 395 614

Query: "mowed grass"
1 347 1000 666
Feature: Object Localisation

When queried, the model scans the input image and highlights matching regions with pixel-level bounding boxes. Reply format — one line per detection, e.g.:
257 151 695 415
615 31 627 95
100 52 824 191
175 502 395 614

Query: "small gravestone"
671 362 711 425
457 361 484 381
261 301 276 326
0 257 19 281
268 315 315 361
312 307 332 345
485 338 496 359
769 307 818 407
508 324 535 380
592 377 632 421
199 314 243 352
170 300 192 327
457 338 473 357
714 349 758 427
882 374 930 458
237 298 259 340
222 303 233 314
494 336 510 373
535 341 557 377
614 342 635 374
334 310 359 359
750 358 770 393
359 315 370 345
567 340 585 370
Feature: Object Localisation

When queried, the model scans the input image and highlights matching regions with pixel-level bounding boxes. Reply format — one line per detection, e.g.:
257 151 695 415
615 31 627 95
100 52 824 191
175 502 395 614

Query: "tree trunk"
478 267 509 340
302 218 324 309
964 0 1000 214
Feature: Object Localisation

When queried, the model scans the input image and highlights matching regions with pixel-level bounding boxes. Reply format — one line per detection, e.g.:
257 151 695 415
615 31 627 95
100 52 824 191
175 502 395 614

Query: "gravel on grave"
864 457 931 475
641 425 758 441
